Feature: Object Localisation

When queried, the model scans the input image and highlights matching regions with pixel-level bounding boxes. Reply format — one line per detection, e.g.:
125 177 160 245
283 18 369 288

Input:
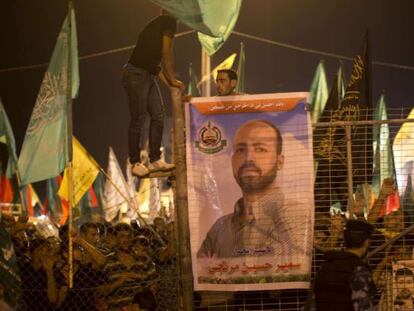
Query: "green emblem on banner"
195 121 227 154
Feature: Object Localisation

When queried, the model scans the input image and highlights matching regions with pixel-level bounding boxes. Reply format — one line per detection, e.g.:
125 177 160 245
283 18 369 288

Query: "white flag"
104 147 134 222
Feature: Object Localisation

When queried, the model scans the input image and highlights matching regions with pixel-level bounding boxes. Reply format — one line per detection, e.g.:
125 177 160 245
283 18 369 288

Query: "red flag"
88 186 98 208
380 191 400 217
0 176 14 203
57 175 69 225
24 185 34 217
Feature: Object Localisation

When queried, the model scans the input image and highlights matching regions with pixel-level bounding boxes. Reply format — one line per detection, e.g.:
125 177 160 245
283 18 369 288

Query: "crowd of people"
313 177 414 311
0 214 179 311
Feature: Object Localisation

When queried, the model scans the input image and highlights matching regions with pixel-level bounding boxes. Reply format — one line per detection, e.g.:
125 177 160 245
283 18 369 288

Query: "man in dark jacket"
314 219 377 311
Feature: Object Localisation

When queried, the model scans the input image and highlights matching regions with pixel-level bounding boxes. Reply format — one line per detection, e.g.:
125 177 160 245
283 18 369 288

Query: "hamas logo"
195 121 227 154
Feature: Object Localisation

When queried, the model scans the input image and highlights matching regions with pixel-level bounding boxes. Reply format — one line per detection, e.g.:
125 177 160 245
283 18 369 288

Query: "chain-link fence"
1 109 414 310
189 109 414 310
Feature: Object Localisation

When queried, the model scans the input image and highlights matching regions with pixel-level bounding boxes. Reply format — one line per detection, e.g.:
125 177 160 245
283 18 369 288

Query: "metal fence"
1 109 414 310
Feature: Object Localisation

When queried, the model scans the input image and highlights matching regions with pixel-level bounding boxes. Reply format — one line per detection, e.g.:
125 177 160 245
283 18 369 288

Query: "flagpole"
201 47 210 96
66 1 74 289
171 87 193 310
14 169 27 217
346 125 354 217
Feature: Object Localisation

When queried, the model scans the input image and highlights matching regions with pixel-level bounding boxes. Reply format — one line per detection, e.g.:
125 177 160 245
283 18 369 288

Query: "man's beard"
235 162 277 193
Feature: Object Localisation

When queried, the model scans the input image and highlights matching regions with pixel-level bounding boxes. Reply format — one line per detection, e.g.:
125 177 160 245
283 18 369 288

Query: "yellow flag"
198 53 237 86
58 137 99 206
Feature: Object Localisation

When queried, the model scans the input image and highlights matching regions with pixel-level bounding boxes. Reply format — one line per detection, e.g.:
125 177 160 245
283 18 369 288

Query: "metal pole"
367 223 414 258
345 125 354 217
170 87 193 310
66 1 74 289
201 48 211 97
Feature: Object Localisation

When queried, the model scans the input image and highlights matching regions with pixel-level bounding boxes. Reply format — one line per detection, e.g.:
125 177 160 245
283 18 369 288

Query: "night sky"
1 0 414 173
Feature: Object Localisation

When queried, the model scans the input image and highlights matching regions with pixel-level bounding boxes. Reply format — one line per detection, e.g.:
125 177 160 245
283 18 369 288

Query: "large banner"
185 93 314 291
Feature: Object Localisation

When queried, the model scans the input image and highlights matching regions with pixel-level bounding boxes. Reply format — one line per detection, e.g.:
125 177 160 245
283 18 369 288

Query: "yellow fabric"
198 53 237 86
58 137 99 206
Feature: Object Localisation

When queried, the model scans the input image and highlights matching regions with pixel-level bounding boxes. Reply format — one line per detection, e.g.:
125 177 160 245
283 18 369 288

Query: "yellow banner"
58 137 99 206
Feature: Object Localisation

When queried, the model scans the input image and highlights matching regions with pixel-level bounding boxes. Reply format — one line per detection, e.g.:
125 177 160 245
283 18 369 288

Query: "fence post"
345 125 354 217
170 87 193 310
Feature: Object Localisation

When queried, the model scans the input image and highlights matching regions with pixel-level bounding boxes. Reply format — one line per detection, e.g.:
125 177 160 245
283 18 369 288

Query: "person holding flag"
123 9 185 177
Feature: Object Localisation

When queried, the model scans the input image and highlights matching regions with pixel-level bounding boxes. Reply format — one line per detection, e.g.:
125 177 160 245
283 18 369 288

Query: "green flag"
18 8 79 185
150 0 242 55
187 63 200 97
0 99 18 178
309 61 328 124
372 93 395 195
235 42 245 94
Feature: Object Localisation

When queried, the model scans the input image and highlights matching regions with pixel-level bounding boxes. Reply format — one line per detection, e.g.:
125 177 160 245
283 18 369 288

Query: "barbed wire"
1 29 414 73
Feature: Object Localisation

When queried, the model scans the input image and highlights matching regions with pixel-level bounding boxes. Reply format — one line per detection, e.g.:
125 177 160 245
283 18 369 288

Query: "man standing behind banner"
123 10 185 177
197 119 306 258
215 69 243 96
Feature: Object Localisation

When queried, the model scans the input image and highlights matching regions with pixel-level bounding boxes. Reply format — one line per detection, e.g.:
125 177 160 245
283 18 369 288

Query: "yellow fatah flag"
58 137 99 206
198 53 237 87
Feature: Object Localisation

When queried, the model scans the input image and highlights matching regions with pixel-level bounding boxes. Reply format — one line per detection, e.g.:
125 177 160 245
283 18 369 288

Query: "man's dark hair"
344 220 374 248
29 238 48 254
396 267 414 279
132 290 157 310
106 225 116 237
80 222 99 235
217 69 238 81
114 223 133 234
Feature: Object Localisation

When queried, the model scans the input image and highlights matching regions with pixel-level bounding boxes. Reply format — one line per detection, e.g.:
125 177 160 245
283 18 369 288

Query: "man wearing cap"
314 219 377 311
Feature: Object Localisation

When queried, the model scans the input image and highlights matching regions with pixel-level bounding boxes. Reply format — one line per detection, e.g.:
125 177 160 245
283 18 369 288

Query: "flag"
309 61 328 124
93 172 106 213
104 147 132 222
22 184 40 217
198 53 237 86
149 178 161 220
46 175 70 225
149 0 242 55
314 33 372 212
125 160 138 220
313 63 347 212
45 177 60 218
379 191 400 217
393 108 414 195
188 63 200 97
58 137 99 206
372 93 395 196
0 175 14 203
0 99 18 178
402 174 414 223
18 8 79 185
235 42 245 94
0 224 21 308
